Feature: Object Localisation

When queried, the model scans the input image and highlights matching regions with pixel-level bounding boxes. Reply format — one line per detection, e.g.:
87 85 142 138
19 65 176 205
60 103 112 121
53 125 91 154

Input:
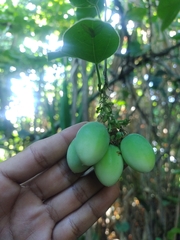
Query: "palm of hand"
1 175 54 239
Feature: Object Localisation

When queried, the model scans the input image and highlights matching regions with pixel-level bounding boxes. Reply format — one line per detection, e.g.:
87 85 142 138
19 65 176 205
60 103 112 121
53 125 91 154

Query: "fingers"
52 182 120 240
45 171 102 222
25 158 82 201
0 122 86 183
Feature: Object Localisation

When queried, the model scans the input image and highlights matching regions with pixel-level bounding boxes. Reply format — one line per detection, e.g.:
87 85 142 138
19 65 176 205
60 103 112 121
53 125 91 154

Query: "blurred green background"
0 0 180 239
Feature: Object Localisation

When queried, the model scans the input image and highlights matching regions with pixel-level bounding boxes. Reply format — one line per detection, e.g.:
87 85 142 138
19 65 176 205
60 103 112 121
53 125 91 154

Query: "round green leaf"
48 18 120 63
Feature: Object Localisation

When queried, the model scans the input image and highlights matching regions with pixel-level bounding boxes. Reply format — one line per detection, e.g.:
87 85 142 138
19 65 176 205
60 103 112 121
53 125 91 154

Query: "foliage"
48 18 119 63
157 0 180 30
0 0 180 239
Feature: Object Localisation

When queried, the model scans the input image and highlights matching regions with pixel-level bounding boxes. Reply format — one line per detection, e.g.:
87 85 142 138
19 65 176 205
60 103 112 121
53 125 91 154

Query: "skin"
0 122 120 240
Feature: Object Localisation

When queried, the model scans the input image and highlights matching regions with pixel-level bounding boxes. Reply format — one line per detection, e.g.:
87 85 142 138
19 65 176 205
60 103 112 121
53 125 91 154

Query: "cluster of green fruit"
67 122 155 187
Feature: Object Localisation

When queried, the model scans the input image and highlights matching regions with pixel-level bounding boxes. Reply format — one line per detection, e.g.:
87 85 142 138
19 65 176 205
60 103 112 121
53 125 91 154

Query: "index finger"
0 122 86 183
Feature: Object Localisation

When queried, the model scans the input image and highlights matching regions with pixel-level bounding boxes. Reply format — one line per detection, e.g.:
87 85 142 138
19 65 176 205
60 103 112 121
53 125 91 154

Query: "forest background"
0 0 180 239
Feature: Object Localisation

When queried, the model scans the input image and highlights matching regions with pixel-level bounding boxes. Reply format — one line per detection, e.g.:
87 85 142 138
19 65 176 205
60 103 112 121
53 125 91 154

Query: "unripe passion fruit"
120 133 155 172
67 139 89 173
75 122 110 166
94 145 124 187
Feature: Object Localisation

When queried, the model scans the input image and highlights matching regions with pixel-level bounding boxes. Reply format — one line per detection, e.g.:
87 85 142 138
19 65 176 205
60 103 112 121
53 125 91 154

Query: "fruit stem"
95 64 130 146
95 63 102 93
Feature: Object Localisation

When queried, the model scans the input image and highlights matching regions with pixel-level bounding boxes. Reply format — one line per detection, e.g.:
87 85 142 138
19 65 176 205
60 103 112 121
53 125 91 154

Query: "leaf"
157 0 180 31
171 33 180 40
163 196 179 204
70 0 100 8
76 0 104 20
76 6 98 19
48 18 120 63
171 169 180 174
126 7 147 22
128 40 142 56
167 228 180 240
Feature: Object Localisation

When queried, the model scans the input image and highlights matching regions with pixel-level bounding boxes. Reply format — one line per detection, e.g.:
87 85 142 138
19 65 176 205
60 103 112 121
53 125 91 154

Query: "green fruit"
67 139 89 173
75 122 110 166
94 145 124 187
120 133 155 172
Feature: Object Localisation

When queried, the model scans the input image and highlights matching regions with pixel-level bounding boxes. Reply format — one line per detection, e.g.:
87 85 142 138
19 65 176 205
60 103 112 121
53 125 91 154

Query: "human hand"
0 122 119 240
